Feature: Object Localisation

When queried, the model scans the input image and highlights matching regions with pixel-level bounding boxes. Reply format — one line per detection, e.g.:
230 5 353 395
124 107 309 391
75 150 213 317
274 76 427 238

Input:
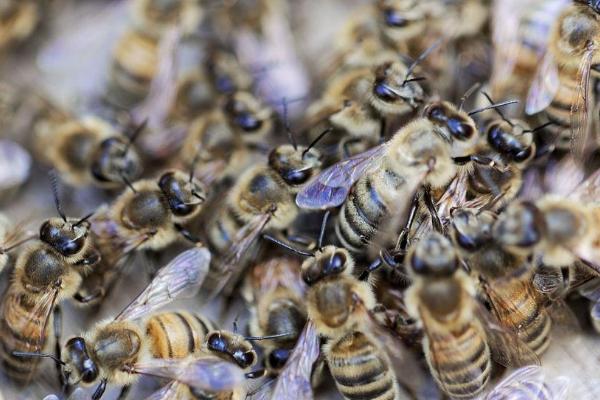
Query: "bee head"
301 246 352 285
408 232 458 277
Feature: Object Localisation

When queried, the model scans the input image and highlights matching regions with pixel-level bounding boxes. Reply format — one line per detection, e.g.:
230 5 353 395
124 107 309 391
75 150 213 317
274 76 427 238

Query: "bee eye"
40 221 85 257
513 147 533 163
282 169 310 185
447 118 473 141
242 351 255 367
373 82 397 102
427 106 446 122
268 348 290 370
325 252 346 275
383 8 408 27
207 333 227 352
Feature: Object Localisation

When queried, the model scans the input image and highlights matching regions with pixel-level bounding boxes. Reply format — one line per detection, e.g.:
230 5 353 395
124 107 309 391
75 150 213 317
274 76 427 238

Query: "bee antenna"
124 118 148 153
189 153 202 183
74 212 94 227
262 234 314 257
12 351 65 366
49 171 67 222
282 97 297 150
120 172 137 193
402 39 441 86
244 332 293 341
524 121 556 133
468 96 518 119
459 82 482 111
303 128 332 159
232 314 240 334
317 210 330 250
471 92 516 127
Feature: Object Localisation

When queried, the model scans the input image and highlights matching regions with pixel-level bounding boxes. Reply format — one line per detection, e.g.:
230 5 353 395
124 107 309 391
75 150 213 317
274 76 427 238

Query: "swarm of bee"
1 0 600 399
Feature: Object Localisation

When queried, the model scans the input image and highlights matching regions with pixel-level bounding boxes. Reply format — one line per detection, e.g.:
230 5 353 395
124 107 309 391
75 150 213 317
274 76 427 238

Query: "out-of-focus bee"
0 139 31 203
451 208 556 356
405 232 539 399
202 141 323 298
0 187 100 384
485 365 570 400
374 0 432 52
244 256 308 376
11 247 255 400
131 0 203 39
0 1 39 51
34 111 143 189
76 169 208 304
204 47 254 96
526 1 600 153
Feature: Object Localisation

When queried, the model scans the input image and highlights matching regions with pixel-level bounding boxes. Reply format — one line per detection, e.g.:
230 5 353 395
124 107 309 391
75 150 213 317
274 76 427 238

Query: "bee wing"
525 51 559 115
132 356 246 393
353 295 436 399
568 166 600 203
204 212 272 301
490 0 524 82
569 47 595 158
147 381 185 400
485 366 570 400
296 143 388 210
271 321 320 400
474 288 540 367
543 157 586 198
115 247 211 321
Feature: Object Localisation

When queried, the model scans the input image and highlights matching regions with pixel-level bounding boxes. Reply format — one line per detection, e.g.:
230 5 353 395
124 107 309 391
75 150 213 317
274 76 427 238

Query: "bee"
75 169 208 304
202 141 323 298
34 112 143 189
244 256 308 376
12 247 254 400
451 208 556 356
204 47 254 96
0 0 39 51
375 0 431 52
404 232 539 399
131 0 203 39
526 1 600 153
0 183 99 384
485 365 570 400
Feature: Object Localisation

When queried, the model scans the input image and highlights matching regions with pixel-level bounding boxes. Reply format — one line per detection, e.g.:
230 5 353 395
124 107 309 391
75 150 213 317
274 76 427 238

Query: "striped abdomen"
491 279 551 356
424 321 491 399
336 169 400 253
0 285 50 384
326 331 401 400
146 311 215 359
542 67 586 149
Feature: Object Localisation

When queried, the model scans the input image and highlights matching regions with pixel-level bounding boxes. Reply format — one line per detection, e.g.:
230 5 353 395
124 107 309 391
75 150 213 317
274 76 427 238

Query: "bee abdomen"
426 324 491 399
326 331 401 400
0 287 48 383
146 311 214 359
336 176 387 253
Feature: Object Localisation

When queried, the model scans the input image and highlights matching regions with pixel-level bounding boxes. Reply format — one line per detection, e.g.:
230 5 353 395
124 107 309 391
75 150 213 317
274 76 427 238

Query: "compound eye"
427 106 446 122
283 169 310 185
448 118 474 141
235 112 262 132
513 147 533 163
268 348 290 370
81 359 98 383
242 351 255 367
383 8 408 27
325 252 346 275
207 333 227 352
373 82 398 102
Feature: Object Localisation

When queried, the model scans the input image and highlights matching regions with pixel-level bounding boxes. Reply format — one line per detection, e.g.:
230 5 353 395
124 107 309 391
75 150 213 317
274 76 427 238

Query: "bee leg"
423 186 443 233
53 306 66 390
341 138 362 158
359 258 383 281
92 378 108 400
174 223 201 243
379 118 387 142
396 193 420 251
116 385 131 400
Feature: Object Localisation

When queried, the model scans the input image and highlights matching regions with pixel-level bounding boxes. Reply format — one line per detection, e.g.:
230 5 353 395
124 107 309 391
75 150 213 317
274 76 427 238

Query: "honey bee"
485 365 570 400
202 142 322 298
244 256 308 376
451 208 557 357
0 0 39 51
75 169 208 304
204 47 254 96
526 1 600 154
34 113 143 189
375 0 431 52
0 184 99 383
11 247 252 400
404 232 539 399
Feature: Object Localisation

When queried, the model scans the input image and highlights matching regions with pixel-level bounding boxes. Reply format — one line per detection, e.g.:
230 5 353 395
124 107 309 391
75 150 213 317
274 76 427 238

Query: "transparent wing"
569 47 595 158
485 366 570 400
474 289 540 367
544 157 585 198
271 321 320 400
490 0 524 86
204 212 272 301
132 356 246 392
296 143 388 210
115 247 211 321
147 381 185 400
569 167 600 203
525 51 559 115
